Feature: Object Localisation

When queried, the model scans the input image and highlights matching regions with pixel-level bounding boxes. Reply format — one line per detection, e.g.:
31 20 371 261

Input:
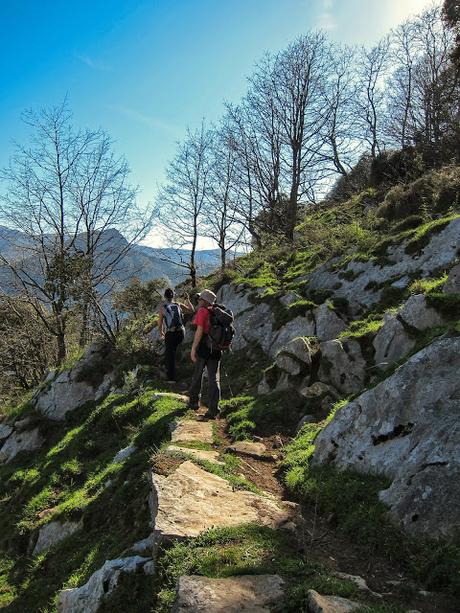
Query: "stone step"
170 420 214 445
173 574 285 612
307 589 362 613
150 460 298 543
225 440 275 461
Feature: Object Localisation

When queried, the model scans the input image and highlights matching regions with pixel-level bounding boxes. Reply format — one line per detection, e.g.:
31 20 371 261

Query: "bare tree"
202 123 245 270
385 7 454 153
158 121 212 287
319 44 362 177
0 102 151 362
70 132 151 345
270 32 331 239
356 38 390 158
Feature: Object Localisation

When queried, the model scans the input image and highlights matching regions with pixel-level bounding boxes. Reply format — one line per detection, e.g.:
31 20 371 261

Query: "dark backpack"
206 303 235 352
163 302 184 330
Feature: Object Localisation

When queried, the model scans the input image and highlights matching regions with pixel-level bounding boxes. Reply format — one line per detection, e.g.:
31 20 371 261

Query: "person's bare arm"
179 293 194 313
191 325 203 363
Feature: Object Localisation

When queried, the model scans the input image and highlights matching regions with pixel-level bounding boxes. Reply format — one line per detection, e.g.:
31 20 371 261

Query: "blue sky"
0 0 436 246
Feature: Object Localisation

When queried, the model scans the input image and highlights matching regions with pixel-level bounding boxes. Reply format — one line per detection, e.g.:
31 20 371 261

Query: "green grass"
339 314 384 340
408 273 448 295
0 387 187 612
152 524 361 613
220 393 304 440
404 214 460 254
282 416 460 597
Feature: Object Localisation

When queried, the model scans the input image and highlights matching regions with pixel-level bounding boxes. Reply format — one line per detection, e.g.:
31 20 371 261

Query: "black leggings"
164 329 184 380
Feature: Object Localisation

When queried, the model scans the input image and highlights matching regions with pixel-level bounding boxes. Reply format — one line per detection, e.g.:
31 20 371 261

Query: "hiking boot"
197 410 218 421
187 402 199 411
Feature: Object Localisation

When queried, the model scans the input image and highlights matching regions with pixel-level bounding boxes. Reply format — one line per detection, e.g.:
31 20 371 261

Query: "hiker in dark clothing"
189 289 221 419
158 288 193 383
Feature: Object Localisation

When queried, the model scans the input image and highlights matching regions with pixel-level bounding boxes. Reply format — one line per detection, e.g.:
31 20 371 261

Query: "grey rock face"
112 444 137 464
318 339 367 395
304 217 460 309
0 422 13 441
313 337 460 536
216 283 253 317
314 303 347 341
274 336 314 376
270 317 315 357
373 314 416 368
57 556 151 613
232 302 274 352
444 262 460 294
398 294 444 331
0 428 44 463
173 574 285 613
34 342 115 420
33 520 81 556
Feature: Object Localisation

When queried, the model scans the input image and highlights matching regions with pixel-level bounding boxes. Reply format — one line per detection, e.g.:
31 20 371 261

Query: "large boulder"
313 337 460 536
33 343 115 420
373 313 416 368
444 262 460 294
32 520 82 556
398 294 444 331
216 284 253 317
270 317 315 357
173 575 285 612
57 556 151 613
231 302 275 352
274 337 315 377
317 339 367 395
0 427 44 464
0 422 13 441
314 303 347 341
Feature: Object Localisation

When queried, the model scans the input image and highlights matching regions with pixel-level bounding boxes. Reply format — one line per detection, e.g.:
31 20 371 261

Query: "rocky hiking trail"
142 396 458 611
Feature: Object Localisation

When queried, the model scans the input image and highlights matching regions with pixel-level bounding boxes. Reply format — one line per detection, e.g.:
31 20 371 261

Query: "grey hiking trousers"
189 356 221 415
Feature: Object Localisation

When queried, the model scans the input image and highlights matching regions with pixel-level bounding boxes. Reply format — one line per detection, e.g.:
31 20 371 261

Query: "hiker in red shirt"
189 289 221 419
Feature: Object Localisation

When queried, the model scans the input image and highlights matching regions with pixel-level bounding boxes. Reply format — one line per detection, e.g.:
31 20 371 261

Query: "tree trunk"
79 300 90 348
56 332 66 365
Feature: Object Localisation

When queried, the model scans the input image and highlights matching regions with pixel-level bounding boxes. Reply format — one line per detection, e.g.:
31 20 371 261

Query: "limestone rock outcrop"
317 339 367 395
33 520 82 556
313 337 460 536
398 294 444 331
33 343 115 421
0 427 44 464
304 217 460 310
57 556 151 613
373 314 415 368
444 261 460 294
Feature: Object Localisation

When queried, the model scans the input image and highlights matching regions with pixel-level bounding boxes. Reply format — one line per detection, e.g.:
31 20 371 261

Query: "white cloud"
317 0 337 31
385 0 441 27
107 104 181 136
75 53 112 72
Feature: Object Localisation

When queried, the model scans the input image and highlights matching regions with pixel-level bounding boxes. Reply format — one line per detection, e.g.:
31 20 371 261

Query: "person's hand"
160 331 165 340
191 348 197 363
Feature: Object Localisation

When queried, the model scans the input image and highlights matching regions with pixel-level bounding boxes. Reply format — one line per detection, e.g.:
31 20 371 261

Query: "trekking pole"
221 362 234 398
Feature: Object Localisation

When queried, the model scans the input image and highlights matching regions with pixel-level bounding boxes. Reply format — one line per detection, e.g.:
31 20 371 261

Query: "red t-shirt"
193 306 211 334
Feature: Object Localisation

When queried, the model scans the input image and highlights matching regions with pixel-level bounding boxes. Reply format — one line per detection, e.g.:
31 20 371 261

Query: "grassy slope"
0 385 187 612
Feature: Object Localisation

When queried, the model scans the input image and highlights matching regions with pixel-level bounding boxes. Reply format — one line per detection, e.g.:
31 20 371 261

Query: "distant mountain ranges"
0 226 224 293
